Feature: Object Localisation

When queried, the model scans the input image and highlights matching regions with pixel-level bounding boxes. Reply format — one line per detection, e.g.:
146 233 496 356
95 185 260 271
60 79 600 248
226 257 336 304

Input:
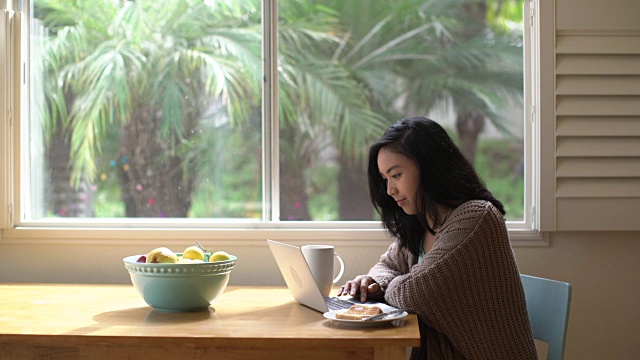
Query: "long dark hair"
368 116 505 256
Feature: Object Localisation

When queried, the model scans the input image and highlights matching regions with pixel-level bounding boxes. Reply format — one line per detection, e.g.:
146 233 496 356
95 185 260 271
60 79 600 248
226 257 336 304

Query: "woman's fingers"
337 280 356 296
368 282 380 294
337 275 368 297
337 283 350 296
338 276 381 301
359 277 373 302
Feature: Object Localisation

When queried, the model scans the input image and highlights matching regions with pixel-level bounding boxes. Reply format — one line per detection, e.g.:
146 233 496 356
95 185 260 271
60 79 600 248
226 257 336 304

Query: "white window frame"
1 0 549 247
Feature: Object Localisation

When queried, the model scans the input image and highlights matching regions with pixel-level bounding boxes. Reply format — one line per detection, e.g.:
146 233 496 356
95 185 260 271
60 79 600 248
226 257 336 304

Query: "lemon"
183 245 205 261
209 251 232 262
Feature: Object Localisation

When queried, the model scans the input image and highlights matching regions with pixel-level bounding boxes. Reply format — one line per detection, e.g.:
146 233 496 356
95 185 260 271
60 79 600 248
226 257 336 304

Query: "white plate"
323 309 408 326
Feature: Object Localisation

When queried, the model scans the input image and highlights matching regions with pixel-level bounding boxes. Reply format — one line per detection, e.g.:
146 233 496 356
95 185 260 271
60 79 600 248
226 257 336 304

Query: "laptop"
267 239 400 313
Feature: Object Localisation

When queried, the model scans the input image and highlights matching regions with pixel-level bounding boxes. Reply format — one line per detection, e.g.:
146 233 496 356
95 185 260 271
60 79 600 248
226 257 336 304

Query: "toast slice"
335 304 383 320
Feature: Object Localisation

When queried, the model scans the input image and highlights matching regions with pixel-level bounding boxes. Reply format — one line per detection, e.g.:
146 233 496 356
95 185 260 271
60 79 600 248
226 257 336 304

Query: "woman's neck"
426 204 453 231
423 231 437 254
423 204 453 254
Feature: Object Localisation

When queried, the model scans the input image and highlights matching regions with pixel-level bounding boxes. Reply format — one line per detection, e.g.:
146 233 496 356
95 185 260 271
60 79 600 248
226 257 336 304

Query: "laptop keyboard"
323 296 355 311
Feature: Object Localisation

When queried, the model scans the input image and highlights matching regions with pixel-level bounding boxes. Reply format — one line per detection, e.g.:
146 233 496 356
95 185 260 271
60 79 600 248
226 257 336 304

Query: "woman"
338 117 537 359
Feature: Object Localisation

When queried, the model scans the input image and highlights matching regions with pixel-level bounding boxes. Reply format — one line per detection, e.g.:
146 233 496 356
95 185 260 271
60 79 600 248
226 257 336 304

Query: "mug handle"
333 252 345 283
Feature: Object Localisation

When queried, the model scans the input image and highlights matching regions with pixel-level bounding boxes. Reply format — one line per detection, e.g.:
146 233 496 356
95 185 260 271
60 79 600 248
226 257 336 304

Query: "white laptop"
267 239 400 313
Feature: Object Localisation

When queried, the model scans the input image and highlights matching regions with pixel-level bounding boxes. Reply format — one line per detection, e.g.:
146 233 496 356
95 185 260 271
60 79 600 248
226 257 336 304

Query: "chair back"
520 274 572 360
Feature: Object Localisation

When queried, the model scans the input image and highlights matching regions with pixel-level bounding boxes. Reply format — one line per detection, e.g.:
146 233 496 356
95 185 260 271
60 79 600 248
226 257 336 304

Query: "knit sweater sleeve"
382 200 537 359
367 240 414 291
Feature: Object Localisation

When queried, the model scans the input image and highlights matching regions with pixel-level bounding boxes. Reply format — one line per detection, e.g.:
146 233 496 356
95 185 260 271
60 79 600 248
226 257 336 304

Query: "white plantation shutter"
554 0 640 230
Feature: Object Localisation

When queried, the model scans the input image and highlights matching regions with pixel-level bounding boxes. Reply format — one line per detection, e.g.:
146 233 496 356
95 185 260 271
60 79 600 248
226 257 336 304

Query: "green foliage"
486 0 525 33
307 164 339 221
93 190 125 218
187 117 262 218
88 138 526 221
36 0 526 221
474 138 525 220
37 0 263 188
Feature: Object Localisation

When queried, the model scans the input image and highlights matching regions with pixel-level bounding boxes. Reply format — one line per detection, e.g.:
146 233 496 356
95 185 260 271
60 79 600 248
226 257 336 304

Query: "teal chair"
520 275 572 360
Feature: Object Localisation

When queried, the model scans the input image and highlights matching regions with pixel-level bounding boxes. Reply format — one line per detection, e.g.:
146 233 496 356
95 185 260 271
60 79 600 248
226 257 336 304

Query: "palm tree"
299 0 522 218
35 1 110 217
36 0 523 220
276 0 391 220
276 0 524 219
326 0 524 167
322 0 447 219
38 0 262 217
39 0 382 220
399 0 524 163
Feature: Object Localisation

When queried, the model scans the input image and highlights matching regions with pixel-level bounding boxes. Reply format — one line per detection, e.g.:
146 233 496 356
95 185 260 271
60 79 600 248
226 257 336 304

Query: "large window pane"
28 0 263 220
278 0 526 221
23 0 526 223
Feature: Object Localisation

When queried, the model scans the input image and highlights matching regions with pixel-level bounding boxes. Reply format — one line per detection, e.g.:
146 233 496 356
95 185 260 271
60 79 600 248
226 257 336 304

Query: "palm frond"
353 22 436 68
63 39 146 184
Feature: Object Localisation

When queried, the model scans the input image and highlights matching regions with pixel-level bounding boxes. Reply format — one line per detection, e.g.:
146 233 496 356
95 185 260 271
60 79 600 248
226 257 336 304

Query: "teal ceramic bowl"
123 254 237 312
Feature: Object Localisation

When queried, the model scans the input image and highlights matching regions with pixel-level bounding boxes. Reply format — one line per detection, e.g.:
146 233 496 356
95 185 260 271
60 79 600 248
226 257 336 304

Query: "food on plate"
136 255 147 263
145 247 179 263
209 250 232 262
182 245 205 261
335 305 383 320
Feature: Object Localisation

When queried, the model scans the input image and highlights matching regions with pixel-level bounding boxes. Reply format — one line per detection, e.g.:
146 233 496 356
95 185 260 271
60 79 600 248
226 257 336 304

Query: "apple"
209 250 232 262
146 247 179 263
182 245 205 261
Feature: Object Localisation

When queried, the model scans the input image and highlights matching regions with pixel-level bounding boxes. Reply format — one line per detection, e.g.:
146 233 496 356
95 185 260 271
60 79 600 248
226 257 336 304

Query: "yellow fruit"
209 251 232 262
182 245 205 261
146 247 179 263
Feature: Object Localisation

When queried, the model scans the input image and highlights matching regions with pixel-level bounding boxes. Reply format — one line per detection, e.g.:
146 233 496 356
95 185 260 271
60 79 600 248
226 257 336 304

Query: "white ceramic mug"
301 245 345 296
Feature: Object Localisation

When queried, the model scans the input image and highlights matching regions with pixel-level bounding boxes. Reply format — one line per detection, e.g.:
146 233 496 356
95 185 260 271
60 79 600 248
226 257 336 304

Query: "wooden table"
0 284 420 360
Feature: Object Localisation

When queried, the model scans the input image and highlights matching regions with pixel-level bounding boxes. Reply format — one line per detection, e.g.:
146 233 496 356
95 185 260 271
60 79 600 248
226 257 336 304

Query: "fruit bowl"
123 253 237 312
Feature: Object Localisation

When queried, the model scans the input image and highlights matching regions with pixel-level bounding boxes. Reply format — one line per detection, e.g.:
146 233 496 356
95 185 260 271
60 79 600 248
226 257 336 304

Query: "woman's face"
377 147 420 215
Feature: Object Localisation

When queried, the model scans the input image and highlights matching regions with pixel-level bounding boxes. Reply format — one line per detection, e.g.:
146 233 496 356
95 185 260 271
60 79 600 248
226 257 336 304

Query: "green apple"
182 245 205 261
146 247 179 263
209 251 232 262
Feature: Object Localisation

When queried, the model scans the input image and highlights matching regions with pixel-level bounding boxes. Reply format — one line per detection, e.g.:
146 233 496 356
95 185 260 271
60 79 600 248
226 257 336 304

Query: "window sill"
1 226 548 247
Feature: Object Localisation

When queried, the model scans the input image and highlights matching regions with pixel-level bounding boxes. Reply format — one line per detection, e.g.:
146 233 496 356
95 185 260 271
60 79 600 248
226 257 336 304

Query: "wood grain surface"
0 284 419 360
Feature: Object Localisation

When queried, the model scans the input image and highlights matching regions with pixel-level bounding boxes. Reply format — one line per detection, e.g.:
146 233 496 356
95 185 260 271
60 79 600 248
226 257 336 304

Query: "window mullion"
262 0 279 222
523 0 536 231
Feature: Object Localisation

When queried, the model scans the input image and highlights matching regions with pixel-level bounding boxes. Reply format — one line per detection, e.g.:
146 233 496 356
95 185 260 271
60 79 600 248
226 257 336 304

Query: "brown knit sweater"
368 200 537 360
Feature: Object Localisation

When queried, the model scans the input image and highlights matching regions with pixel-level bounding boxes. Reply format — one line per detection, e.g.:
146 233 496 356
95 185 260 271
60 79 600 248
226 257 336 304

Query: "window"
1 0 542 243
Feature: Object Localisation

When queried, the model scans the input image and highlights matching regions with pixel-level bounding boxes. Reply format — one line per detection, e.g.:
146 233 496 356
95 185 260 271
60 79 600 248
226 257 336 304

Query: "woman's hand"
338 275 382 302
